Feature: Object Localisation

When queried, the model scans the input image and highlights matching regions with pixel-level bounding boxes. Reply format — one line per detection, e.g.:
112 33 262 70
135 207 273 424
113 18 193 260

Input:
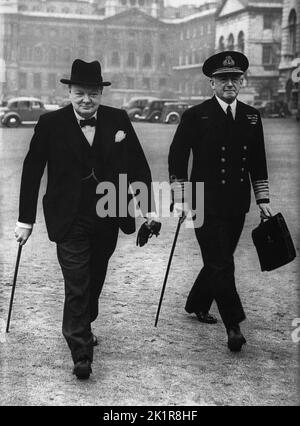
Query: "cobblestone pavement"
0 119 299 406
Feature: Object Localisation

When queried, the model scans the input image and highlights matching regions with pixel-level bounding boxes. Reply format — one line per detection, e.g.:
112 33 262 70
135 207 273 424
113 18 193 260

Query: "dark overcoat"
18 104 154 241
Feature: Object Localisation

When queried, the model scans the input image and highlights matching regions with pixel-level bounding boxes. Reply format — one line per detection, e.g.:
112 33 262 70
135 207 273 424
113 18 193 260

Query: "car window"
18 101 31 109
32 101 42 109
9 101 18 109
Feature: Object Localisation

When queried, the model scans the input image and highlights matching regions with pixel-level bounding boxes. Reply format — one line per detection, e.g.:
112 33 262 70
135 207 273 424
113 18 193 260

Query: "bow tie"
79 117 97 128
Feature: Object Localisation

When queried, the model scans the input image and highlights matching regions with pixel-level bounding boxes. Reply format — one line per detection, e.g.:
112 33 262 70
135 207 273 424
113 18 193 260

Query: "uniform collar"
215 96 237 119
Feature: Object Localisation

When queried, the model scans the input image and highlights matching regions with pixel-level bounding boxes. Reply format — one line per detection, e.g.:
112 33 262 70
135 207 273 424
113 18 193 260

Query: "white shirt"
215 95 237 119
73 108 97 146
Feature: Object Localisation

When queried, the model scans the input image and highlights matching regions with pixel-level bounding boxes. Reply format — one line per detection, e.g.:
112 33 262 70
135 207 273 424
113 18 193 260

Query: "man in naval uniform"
168 51 273 351
15 59 159 379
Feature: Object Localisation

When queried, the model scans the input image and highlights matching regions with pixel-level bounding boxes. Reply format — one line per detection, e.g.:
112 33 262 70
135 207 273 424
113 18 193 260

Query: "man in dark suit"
168 51 273 351
15 59 159 379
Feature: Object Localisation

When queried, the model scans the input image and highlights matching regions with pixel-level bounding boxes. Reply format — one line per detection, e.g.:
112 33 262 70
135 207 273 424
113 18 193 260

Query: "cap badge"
223 56 235 67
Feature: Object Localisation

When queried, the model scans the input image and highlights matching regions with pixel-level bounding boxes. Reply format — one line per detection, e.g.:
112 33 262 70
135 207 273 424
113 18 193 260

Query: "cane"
6 244 23 333
154 214 185 327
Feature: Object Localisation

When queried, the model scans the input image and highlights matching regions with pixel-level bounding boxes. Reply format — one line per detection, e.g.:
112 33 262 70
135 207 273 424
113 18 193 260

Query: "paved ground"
0 119 299 406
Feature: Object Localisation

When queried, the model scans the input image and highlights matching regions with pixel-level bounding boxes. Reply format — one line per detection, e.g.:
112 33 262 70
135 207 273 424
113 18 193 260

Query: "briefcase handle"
260 212 273 224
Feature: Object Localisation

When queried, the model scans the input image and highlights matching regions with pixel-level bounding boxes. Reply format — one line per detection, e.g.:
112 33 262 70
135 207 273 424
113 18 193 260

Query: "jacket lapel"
62 104 85 163
93 105 115 164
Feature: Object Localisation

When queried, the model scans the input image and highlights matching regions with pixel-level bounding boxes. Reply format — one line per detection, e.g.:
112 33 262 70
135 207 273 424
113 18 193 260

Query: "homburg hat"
60 59 111 86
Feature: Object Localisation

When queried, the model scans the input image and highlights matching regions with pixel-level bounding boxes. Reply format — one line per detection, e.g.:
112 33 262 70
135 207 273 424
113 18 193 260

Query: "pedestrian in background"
168 51 273 351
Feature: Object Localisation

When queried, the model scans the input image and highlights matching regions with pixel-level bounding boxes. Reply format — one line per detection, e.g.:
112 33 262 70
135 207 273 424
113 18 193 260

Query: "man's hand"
259 203 273 220
14 226 32 246
136 219 162 247
173 202 190 218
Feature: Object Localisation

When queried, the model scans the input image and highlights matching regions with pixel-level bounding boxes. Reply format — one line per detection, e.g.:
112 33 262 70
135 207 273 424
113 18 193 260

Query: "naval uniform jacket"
168 96 269 219
18 104 154 242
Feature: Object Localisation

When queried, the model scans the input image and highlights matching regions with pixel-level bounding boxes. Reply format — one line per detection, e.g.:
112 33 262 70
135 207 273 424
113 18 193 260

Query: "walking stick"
6 244 23 333
154 214 185 327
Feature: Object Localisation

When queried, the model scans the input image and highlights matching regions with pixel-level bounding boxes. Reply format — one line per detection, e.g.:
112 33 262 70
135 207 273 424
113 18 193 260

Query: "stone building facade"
0 0 286 107
278 0 300 114
169 2 218 100
215 0 283 102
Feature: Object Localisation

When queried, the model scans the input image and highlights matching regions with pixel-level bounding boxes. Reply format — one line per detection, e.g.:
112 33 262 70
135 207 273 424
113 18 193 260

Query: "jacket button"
221 158 226 162
241 167 245 172
242 157 246 161
221 146 226 151
243 145 247 150
240 178 244 182
221 169 226 173
221 180 226 184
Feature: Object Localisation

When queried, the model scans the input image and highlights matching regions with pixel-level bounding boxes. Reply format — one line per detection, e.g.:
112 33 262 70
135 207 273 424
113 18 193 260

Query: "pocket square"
115 130 126 143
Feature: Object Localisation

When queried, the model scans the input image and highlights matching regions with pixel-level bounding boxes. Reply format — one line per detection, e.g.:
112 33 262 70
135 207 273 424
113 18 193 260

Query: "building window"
207 23 211 34
160 33 167 43
130 0 136 5
47 7 56 13
143 53 152 67
49 47 57 62
159 54 166 67
64 48 72 62
78 31 88 43
227 34 234 50
19 72 27 90
127 52 136 67
262 45 275 66
33 73 42 89
159 78 166 89
142 77 150 89
48 73 56 89
111 51 120 66
218 36 225 51
121 0 127 5
127 77 134 89
186 29 190 39
62 7 70 13
263 14 273 30
288 9 297 56
237 31 245 53
34 46 43 62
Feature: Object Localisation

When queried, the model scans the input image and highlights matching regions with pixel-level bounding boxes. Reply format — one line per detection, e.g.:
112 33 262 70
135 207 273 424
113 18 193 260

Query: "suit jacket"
168 96 268 219
18 104 154 242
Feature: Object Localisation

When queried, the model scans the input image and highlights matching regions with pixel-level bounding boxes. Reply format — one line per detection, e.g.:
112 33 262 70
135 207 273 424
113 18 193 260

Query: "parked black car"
160 102 190 124
137 98 177 122
122 96 158 121
253 100 291 118
0 97 49 127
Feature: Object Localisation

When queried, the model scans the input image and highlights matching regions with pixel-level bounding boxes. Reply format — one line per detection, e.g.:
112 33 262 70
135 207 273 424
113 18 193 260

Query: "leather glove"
136 220 162 247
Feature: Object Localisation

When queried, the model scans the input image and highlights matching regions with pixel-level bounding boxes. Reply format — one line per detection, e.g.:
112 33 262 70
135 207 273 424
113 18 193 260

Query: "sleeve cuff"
256 198 270 205
16 221 33 229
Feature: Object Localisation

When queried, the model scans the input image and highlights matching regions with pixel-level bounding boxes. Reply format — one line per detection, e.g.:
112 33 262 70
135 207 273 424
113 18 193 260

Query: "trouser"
185 214 246 330
56 214 119 363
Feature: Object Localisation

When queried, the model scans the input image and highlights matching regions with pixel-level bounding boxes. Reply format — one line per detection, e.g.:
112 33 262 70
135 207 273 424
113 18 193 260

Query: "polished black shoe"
92 334 98 347
73 359 92 380
227 326 246 352
195 311 218 324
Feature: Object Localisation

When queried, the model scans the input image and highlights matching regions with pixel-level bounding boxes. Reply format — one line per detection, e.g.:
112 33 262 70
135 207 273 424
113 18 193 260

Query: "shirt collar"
215 96 237 118
73 107 98 123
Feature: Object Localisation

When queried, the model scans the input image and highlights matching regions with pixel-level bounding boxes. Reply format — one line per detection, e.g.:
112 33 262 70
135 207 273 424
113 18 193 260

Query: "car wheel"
5 116 21 128
150 112 160 122
167 114 180 124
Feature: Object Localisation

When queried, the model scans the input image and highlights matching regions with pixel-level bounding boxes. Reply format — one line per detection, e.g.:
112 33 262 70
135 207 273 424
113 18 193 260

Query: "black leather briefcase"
251 213 296 272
